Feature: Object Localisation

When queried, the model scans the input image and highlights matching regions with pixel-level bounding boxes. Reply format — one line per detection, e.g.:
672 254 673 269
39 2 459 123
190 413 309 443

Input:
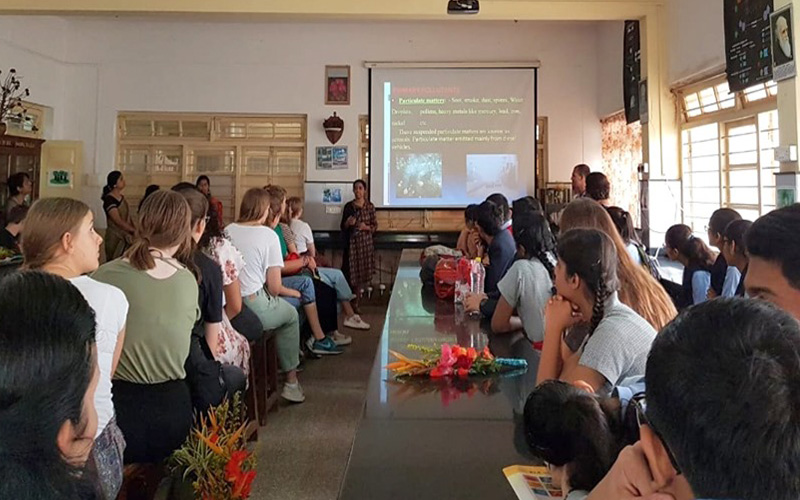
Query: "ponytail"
102 171 123 200
512 211 557 278
125 190 191 271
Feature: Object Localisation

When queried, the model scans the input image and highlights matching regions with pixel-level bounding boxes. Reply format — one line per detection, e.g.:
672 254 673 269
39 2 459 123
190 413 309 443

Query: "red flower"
225 450 248 481
210 433 219 445
466 347 478 362
454 355 473 370
456 368 470 378
430 366 452 378
226 450 255 499
232 470 256 499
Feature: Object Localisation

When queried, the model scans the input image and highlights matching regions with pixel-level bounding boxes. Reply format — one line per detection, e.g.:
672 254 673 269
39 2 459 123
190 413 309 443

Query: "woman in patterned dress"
199 206 251 376
340 179 377 293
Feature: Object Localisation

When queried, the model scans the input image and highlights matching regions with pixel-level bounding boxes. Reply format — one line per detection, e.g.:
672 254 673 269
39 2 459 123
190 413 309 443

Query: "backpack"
433 257 459 300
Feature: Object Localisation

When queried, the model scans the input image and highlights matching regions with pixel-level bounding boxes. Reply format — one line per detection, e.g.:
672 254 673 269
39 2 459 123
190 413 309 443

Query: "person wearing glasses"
589 298 800 500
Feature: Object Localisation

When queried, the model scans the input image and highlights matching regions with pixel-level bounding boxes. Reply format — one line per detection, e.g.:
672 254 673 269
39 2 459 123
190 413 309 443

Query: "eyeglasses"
204 215 211 224
631 398 682 475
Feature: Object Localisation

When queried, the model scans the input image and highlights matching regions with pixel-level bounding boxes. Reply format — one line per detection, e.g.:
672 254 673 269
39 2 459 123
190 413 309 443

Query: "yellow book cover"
503 465 564 500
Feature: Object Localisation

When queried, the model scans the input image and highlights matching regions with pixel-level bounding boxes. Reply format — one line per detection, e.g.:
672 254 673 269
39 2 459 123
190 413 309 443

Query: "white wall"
596 21 624 118
3 16 614 218
668 0 725 84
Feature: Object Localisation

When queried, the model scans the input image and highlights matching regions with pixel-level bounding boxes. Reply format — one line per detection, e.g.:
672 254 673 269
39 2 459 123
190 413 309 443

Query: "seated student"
138 184 160 212
456 204 481 260
589 298 800 500
745 204 800 320
490 210 556 344
262 185 346 353
605 206 644 267
463 200 517 315
0 272 101 499
560 199 676 332
584 172 611 207
0 204 26 252
285 197 370 332
512 196 543 217
225 188 306 402
475 199 516 293
664 224 715 307
173 185 246 411
487 192 513 233
537 229 656 394
22 198 128 499
523 380 639 500
93 190 197 463
721 219 751 297
706 208 742 298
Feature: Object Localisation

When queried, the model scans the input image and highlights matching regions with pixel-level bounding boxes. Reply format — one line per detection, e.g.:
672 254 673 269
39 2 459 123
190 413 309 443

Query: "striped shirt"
579 293 657 394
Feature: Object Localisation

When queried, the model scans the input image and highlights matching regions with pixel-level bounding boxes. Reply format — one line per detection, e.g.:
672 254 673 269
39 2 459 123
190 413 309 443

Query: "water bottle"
470 258 485 295
454 258 471 304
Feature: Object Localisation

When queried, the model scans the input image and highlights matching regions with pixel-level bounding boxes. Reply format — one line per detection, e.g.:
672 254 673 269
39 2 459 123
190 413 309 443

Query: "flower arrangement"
0 68 35 134
385 343 527 379
171 394 257 500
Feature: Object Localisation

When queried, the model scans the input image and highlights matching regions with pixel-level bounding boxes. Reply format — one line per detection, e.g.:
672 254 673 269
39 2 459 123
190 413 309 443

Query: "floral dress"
207 236 251 376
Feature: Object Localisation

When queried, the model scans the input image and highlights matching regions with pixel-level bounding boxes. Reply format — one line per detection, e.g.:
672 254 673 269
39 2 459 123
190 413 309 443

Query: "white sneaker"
331 330 352 346
281 382 305 403
344 314 370 330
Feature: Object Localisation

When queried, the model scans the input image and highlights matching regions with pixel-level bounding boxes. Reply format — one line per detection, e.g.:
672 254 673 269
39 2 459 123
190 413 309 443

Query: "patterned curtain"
601 111 642 225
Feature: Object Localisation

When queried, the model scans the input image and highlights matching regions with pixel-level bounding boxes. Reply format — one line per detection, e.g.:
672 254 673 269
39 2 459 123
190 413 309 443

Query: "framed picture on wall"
325 65 350 105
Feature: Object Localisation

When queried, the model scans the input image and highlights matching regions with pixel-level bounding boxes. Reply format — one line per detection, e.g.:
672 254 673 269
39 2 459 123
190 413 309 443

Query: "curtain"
601 111 642 225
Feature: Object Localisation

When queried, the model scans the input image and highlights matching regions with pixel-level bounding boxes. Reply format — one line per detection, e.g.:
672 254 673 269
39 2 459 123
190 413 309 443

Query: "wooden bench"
246 329 280 430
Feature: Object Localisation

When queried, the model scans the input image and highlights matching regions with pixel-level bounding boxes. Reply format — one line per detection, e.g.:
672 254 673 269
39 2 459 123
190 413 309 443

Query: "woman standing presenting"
340 179 377 294
101 171 135 261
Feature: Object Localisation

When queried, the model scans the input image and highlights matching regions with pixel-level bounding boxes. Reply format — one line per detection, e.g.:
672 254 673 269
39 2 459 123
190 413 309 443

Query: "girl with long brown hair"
560 198 677 331
22 198 127 499
93 190 197 463
225 187 306 403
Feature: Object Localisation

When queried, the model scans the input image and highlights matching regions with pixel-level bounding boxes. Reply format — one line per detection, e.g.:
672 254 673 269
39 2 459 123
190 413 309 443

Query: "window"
6 101 45 139
117 112 306 223
681 108 778 233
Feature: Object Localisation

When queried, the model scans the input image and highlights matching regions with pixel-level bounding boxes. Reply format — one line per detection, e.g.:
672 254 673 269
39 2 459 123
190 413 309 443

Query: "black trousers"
185 335 247 413
112 379 193 464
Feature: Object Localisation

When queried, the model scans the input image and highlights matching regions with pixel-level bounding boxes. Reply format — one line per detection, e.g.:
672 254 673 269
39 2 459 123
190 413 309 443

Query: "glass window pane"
123 119 153 137
190 149 235 173
243 149 271 174
153 148 182 173
728 151 758 165
182 121 209 138
729 168 759 187
699 87 718 112
729 187 760 204
744 86 768 102
119 148 149 173
154 120 180 137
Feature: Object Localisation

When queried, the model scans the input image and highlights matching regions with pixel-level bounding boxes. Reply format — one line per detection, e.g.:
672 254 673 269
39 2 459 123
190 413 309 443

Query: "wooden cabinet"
0 135 44 210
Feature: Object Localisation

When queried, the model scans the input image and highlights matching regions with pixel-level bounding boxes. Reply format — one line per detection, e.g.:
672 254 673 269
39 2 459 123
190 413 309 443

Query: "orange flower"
481 346 494 360
456 368 470 378
466 347 478 362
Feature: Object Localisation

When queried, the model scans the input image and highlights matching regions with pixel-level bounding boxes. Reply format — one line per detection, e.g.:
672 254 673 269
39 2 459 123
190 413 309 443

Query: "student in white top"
21 198 128 500
537 228 656 395
285 196 370 332
225 187 305 403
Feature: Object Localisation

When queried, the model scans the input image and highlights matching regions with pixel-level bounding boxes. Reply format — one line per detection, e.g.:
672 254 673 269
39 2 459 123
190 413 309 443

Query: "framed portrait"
771 5 796 82
325 65 350 105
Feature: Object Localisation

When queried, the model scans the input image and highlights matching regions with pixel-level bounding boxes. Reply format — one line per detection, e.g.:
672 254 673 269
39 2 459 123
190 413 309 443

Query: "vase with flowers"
0 68 35 135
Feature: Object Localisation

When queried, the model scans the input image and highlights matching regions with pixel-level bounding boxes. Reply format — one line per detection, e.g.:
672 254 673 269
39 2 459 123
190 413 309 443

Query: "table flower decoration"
171 394 257 499
385 343 527 379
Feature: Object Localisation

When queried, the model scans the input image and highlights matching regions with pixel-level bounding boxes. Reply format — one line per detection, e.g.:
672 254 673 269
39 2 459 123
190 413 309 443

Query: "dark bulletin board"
724 0 774 92
624 20 641 124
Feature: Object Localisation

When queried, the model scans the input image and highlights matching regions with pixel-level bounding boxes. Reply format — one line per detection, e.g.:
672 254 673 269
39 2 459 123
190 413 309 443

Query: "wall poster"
724 0 774 92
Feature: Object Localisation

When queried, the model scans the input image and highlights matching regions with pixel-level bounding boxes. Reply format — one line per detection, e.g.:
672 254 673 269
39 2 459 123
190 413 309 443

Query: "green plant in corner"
171 393 257 499
0 68 36 134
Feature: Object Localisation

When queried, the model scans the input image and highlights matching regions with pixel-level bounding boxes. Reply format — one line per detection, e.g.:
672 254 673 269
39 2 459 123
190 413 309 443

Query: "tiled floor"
249 303 387 500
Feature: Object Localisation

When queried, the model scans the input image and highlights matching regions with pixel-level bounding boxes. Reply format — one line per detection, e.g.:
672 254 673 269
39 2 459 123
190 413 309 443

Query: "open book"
503 465 564 500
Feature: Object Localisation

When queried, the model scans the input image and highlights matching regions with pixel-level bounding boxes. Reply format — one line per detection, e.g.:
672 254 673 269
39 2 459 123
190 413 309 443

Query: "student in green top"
93 190 198 464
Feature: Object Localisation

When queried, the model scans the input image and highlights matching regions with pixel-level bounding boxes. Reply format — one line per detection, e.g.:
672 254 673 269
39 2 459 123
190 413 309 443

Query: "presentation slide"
369 67 536 209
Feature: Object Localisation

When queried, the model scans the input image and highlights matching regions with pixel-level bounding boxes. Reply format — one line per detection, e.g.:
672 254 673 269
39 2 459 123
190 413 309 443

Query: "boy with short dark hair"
745 204 800 319
589 298 800 500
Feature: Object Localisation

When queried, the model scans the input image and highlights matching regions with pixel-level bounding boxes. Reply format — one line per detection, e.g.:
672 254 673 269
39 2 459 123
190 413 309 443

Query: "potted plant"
0 68 34 135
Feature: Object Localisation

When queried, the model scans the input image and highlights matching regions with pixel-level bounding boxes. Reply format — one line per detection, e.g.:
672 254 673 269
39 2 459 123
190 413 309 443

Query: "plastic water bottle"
454 258 471 304
470 258 485 295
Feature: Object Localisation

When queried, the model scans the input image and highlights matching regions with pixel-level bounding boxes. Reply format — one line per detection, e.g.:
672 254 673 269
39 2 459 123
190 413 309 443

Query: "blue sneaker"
306 336 344 355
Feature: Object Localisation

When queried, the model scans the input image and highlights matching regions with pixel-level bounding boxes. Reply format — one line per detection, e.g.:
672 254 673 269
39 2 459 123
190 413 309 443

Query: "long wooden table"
339 249 541 499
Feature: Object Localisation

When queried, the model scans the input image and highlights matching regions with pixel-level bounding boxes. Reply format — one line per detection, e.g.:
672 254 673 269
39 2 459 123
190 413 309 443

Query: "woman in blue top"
665 225 716 308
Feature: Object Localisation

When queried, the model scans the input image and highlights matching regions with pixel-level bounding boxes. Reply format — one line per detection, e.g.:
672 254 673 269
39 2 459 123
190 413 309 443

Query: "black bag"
230 302 264 342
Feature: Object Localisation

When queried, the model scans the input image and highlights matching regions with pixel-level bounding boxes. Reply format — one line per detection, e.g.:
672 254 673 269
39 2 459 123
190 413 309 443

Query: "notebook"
503 465 564 500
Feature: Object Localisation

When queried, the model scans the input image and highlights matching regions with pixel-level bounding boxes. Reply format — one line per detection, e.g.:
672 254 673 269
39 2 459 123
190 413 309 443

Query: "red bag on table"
433 257 459 300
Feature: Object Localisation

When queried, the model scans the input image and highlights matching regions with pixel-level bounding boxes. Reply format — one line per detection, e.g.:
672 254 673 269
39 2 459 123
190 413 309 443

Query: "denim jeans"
317 267 355 302
281 275 316 305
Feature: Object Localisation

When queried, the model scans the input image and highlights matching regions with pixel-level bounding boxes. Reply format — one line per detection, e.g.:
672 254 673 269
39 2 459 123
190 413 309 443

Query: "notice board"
724 0 774 92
